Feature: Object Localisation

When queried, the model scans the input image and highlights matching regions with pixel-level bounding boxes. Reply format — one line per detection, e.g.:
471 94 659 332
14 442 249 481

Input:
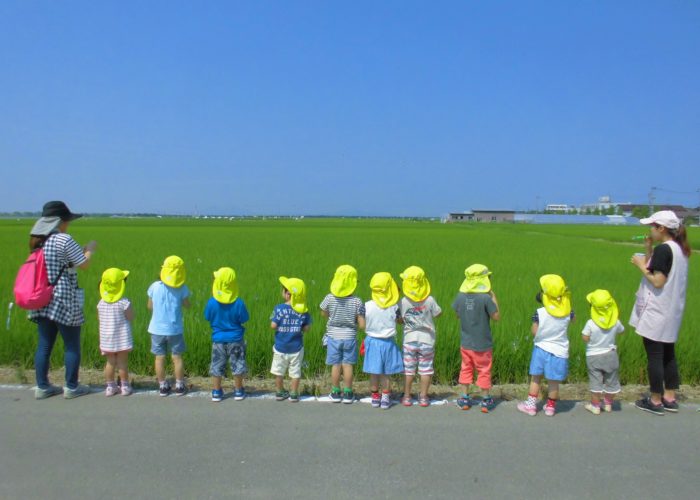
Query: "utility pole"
648 187 656 217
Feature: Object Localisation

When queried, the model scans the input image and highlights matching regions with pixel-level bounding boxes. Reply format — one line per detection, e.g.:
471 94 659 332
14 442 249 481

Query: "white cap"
640 210 681 230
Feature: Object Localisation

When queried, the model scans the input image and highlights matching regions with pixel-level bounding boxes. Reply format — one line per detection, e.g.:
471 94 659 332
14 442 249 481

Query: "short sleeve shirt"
97 298 133 352
648 243 673 277
319 294 365 340
147 281 190 335
364 301 399 339
29 233 87 326
399 296 442 346
204 297 249 343
270 304 312 353
452 292 498 351
582 319 624 356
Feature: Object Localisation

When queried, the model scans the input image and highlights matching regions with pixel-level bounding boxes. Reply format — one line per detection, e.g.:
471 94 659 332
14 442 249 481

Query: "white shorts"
270 347 304 379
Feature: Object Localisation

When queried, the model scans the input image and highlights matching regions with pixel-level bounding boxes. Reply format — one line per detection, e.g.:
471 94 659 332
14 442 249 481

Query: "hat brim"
100 280 126 303
330 280 357 297
459 276 491 294
542 294 572 318
161 269 186 288
402 279 431 302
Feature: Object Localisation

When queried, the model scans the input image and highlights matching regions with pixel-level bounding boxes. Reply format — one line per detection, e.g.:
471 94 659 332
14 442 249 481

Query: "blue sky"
1 1 699 216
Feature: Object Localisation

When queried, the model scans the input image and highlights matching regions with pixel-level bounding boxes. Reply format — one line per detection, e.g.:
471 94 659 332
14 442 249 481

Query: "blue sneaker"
233 387 246 401
480 397 496 413
457 395 472 410
211 389 223 402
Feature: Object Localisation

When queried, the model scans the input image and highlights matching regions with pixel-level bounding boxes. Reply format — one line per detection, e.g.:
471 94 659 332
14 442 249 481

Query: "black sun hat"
41 201 83 221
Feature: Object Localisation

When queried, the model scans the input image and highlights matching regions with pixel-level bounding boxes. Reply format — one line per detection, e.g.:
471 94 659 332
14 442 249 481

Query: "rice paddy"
0 217 698 385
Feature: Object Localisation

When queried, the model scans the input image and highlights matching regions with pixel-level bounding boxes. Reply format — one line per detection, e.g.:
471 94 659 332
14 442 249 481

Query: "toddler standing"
98 268 134 396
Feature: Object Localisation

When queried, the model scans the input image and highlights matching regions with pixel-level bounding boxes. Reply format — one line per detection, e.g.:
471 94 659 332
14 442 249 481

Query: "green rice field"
0 218 698 385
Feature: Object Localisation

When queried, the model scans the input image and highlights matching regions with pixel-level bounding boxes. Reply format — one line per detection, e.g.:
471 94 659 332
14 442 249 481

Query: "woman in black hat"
28 201 97 399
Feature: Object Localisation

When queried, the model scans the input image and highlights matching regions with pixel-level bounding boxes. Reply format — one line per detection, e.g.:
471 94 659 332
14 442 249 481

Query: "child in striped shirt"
320 265 366 403
97 268 134 396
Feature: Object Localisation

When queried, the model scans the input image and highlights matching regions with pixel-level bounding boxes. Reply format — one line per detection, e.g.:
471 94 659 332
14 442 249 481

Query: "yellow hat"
279 276 308 314
586 289 619 330
100 268 129 303
330 265 358 297
539 274 571 318
459 264 492 293
212 267 238 304
370 272 399 308
161 255 186 288
400 266 431 302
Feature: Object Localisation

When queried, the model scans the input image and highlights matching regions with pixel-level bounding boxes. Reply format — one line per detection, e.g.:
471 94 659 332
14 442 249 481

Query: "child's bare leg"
290 378 300 393
172 354 184 381
212 376 222 391
155 355 166 383
591 391 602 405
547 381 560 400
380 375 390 392
342 364 353 389
105 353 116 383
116 352 129 384
233 375 243 390
370 374 380 393
331 364 342 388
275 375 284 391
528 375 542 397
404 374 414 397
419 374 432 398
460 383 472 396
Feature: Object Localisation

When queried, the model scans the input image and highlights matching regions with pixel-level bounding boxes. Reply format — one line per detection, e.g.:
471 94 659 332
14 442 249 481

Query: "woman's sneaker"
662 398 679 413
35 385 62 400
64 385 91 399
276 390 290 401
371 392 381 408
635 397 665 416
480 397 495 413
233 388 246 401
211 389 224 402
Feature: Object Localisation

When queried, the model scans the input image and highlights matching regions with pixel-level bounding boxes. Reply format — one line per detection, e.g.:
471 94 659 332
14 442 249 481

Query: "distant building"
447 211 474 222
545 204 575 213
447 209 515 223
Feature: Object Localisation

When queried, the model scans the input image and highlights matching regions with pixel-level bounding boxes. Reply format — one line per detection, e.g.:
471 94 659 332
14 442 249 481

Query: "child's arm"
489 291 500 321
582 321 591 343
147 299 153 311
182 298 191 309
531 322 539 336
320 309 329 318
302 324 311 332
582 334 590 343
270 321 278 330
124 303 134 322
357 314 366 330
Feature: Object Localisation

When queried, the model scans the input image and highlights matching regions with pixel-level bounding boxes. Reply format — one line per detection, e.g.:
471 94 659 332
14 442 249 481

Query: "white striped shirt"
320 294 365 340
97 298 133 352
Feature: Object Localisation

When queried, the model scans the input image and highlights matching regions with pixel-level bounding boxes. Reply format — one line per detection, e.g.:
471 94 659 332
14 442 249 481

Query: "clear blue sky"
1 1 699 216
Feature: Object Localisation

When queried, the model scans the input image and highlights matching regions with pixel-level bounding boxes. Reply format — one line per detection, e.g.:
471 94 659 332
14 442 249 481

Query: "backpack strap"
43 233 68 287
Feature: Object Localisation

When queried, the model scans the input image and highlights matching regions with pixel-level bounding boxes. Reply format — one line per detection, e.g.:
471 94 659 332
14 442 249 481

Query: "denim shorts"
326 337 357 365
150 334 186 356
209 341 247 377
529 346 568 381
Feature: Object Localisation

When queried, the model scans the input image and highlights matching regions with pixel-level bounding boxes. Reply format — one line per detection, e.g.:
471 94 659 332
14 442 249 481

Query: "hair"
668 225 692 258
29 235 47 251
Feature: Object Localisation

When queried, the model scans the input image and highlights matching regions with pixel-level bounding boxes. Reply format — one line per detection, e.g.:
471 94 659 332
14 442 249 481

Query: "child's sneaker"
276 390 290 401
585 403 601 415
480 397 495 413
544 400 556 417
211 389 223 402
380 392 391 410
418 396 430 407
105 384 120 397
120 384 133 396
329 390 342 403
662 398 679 413
371 392 381 408
233 388 246 401
342 389 354 404
174 383 187 396
289 392 300 403
635 397 665 416
401 395 413 407
159 382 171 397
35 385 62 400
456 395 472 410
602 403 613 413
517 401 537 416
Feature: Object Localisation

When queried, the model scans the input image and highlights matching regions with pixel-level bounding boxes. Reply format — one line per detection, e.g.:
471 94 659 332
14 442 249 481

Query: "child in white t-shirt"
582 289 624 415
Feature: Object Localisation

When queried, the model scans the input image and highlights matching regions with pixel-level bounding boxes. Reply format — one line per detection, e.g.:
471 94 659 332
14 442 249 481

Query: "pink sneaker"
105 384 120 397
120 385 133 396
544 404 556 417
517 401 537 416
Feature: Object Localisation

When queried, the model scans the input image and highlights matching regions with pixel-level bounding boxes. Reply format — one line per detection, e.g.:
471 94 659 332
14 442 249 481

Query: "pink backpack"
13 247 65 310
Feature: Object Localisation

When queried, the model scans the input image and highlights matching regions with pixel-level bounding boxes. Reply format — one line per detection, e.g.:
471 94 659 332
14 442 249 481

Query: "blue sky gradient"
1 1 699 216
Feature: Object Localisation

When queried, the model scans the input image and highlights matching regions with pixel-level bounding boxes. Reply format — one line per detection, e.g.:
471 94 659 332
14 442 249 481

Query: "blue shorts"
150 334 186 356
529 346 568 381
209 341 247 377
363 336 404 375
326 337 357 365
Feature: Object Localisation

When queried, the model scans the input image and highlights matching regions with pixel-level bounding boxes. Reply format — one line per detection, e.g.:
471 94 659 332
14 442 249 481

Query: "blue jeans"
35 318 81 390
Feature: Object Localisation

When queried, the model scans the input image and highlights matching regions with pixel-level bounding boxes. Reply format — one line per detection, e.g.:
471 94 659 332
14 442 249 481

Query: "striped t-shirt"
320 294 365 340
97 298 133 353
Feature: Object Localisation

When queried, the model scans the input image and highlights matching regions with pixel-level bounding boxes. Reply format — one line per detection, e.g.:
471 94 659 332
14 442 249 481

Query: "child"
452 264 500 412
399 266 442 407
270 276 312 402
517 274 574 417
582 289 624 415
147 255 191 397
98 268 134 396
363 272 403 410
320 264 366 403
205 267 250 402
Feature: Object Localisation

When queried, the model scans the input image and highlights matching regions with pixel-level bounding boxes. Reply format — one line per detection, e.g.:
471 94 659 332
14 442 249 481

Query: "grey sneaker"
64 385 91 399
35 385 63 400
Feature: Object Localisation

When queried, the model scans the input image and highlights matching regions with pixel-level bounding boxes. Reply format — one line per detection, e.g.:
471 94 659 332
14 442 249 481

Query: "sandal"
401 395 413 407
418 396 430 407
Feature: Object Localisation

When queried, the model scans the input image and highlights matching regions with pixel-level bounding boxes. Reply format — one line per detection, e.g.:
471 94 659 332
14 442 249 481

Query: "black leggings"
642 337 679 395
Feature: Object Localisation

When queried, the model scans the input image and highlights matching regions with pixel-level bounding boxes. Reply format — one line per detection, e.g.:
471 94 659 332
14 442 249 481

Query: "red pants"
459 348 493 390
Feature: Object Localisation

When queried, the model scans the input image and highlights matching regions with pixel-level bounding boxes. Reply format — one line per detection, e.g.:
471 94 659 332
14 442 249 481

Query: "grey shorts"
210 342 247 377
150 334 186 356
586 350 621 394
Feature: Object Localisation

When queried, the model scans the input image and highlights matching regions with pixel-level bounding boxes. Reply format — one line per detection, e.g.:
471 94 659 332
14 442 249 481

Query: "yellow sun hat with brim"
460 264 492 293
400 266 431 302
212 267 238 304
160 255 186 288
279 276 308 314
370 272 399 308
586 289 619 330
539 274 571 318
330 265 358 297
100 268 129 303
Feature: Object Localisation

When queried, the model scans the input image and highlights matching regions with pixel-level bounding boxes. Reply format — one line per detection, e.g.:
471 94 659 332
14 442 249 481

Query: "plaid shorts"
403 341 435 376
209 341 247 377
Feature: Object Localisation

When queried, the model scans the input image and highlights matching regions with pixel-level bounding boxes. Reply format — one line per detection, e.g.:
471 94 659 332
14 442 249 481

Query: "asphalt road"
1 386 698 499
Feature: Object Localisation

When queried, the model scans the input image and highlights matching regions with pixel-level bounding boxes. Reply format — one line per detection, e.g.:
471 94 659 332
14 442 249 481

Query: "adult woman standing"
630 210 690 415
29 201 97 399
